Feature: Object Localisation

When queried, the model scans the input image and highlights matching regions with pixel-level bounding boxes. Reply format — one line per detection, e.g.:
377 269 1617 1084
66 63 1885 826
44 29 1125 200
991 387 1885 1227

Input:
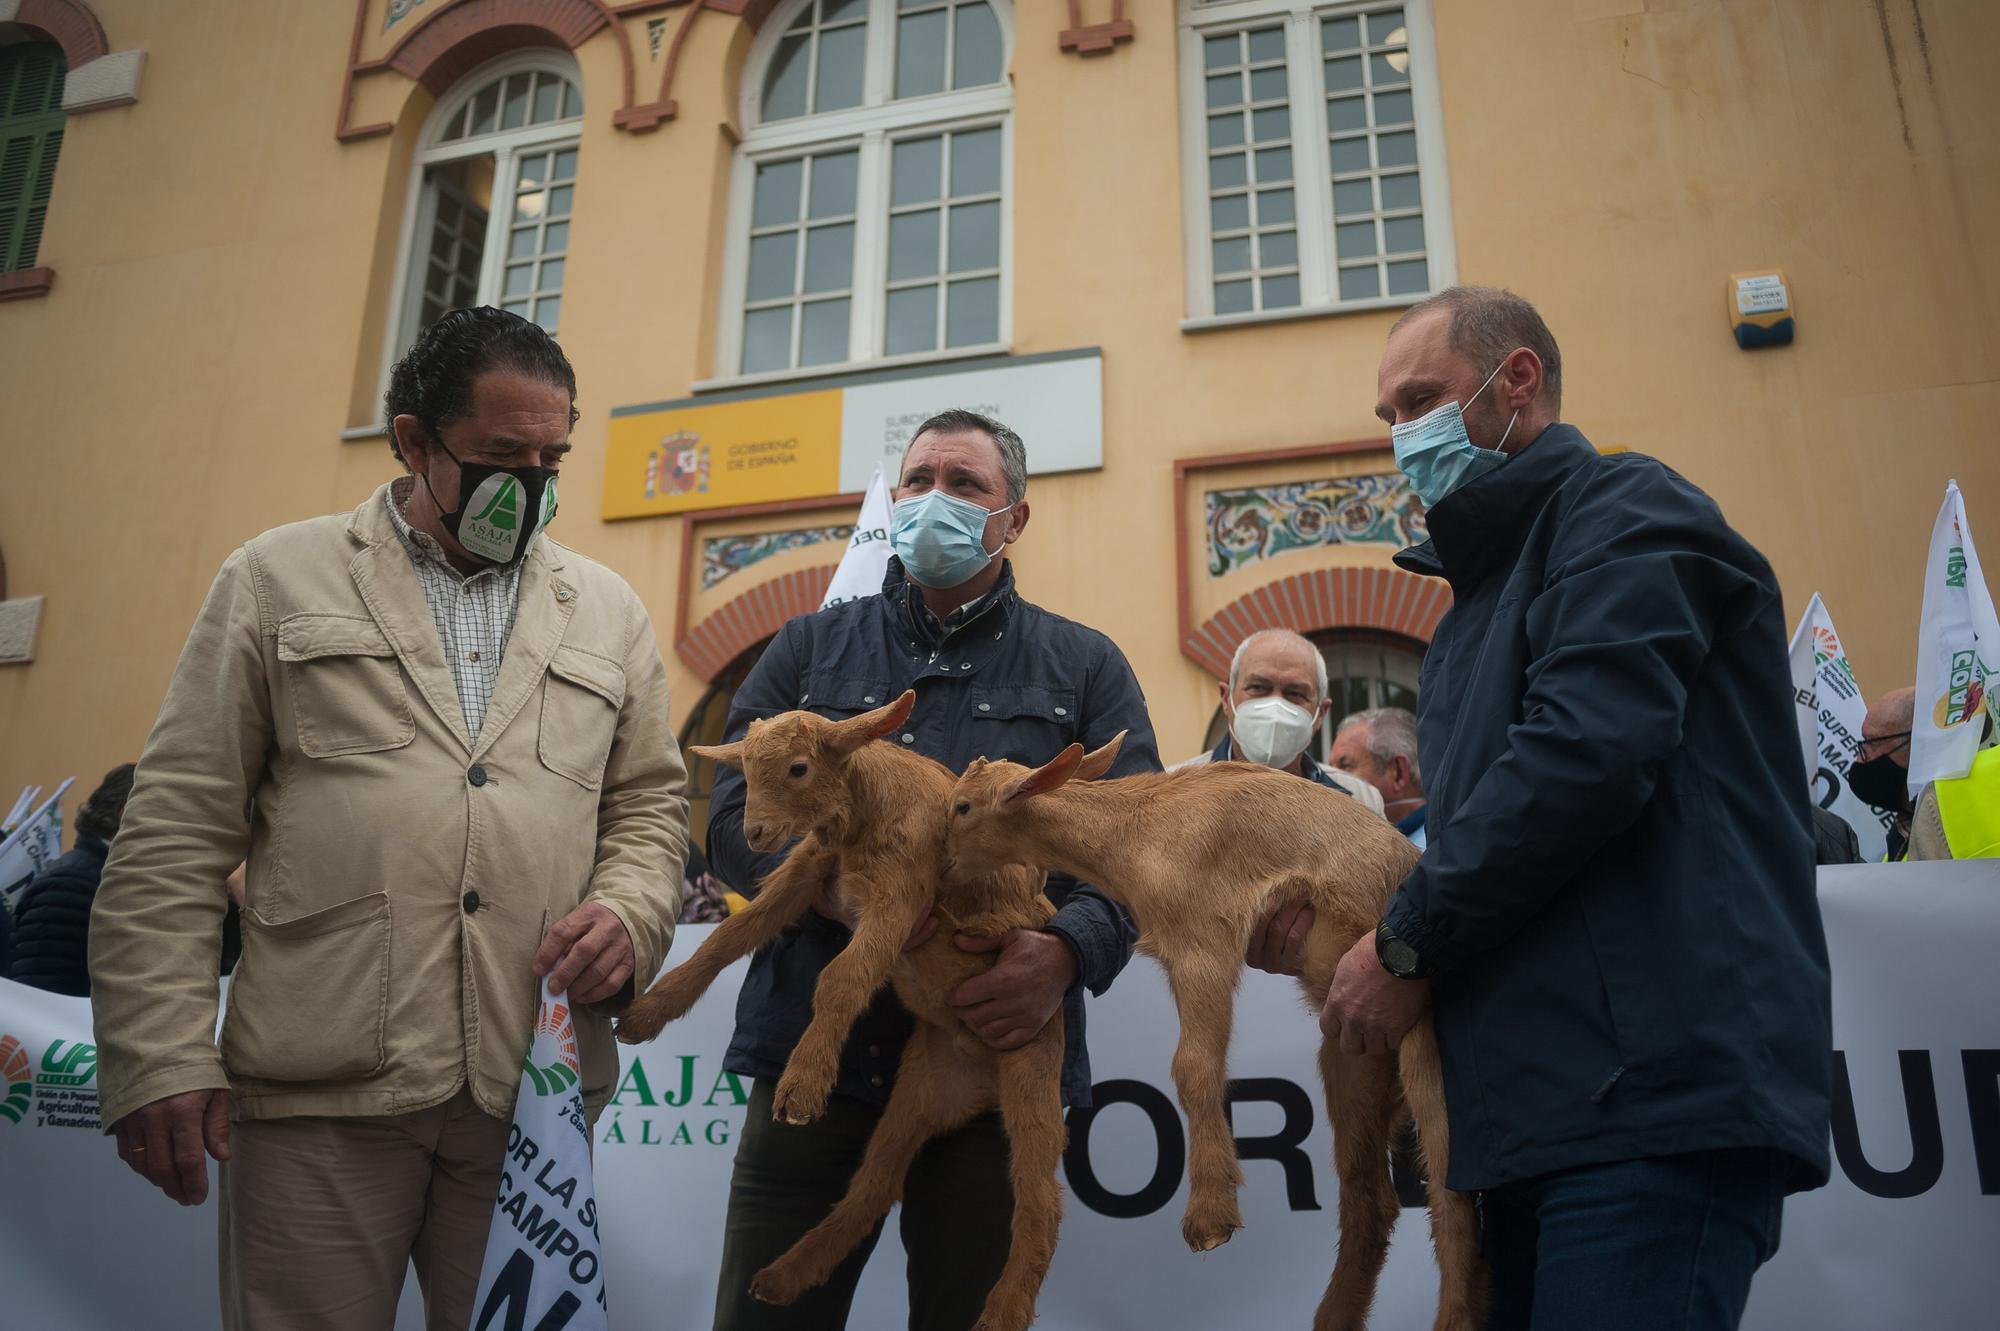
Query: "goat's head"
693 690 917 852
942 732 1126 882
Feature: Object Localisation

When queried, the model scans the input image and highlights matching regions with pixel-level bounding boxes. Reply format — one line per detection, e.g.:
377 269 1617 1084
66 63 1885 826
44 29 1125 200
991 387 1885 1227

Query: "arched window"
679 640 770 854
390 52 582 351
0 42 66 273
722 0 1013 379
1203 628 1424 764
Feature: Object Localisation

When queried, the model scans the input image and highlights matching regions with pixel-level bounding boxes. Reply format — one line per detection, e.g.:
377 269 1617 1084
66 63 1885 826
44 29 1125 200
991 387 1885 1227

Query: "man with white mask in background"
1174 629 1385 975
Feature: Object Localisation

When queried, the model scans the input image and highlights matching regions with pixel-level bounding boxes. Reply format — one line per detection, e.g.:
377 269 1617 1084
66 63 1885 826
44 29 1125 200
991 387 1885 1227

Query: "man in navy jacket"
705 409 1160 1331
1319 287 1831 1331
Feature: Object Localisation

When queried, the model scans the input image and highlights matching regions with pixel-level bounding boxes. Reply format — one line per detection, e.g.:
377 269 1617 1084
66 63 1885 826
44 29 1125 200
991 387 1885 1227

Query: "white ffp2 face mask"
1230 696 1318 769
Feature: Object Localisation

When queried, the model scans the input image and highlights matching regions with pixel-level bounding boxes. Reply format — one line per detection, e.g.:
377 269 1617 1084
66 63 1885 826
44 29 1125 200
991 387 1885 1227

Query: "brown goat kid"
943 739 1485 1331
613 692 1067 1331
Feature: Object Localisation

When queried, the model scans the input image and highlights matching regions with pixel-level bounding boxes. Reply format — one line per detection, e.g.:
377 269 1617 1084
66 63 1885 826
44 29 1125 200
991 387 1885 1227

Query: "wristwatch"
1375 919 1435 980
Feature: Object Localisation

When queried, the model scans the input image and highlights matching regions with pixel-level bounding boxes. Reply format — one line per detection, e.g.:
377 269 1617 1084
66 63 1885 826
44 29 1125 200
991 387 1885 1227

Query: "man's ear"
690 741 745 769
1007 744 1084 801
1073 732 1126 782
392 414 431 474
1002 500 1030 545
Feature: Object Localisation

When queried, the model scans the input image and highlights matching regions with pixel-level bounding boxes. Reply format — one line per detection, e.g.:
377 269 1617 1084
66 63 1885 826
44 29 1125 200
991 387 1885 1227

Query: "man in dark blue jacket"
706 409 1160 1331
1319 287 1831 1331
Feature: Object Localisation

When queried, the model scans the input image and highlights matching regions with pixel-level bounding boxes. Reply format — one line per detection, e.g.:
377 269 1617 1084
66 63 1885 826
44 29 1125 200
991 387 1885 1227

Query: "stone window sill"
0 269 55 302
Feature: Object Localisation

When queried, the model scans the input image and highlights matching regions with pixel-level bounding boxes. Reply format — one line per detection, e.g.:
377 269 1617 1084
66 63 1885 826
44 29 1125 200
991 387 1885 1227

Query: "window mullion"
865 0 896 106
477 147 516 306
1287 10 1333 307
850 132 888 360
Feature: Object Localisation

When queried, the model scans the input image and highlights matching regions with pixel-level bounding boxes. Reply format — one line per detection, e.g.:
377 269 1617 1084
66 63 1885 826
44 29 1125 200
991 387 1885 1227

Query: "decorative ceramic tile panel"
385 0 428 31
1205 471 1426 577
703 525 853 589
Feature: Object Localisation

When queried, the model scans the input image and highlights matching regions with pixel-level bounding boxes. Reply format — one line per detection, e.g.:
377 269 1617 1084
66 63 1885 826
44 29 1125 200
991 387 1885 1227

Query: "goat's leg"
1158 946 1245 1252
752 1025 988 1305
1309 1040 1401 1331
1399 1017 1488 1331
972 1028 1067 1331
617 841 834 1044
771 878 925 1125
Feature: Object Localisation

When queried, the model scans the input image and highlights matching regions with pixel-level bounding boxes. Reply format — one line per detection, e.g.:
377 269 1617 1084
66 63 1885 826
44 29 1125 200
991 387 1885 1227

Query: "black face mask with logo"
419 437 559 569
1846 743 1911 812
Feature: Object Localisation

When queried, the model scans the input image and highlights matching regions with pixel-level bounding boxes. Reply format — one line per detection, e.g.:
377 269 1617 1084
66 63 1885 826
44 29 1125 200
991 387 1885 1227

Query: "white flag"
1788 596 1893 862
820 464 894 609
0 779 74 909
1910 480 1999 790
469 993 610 1331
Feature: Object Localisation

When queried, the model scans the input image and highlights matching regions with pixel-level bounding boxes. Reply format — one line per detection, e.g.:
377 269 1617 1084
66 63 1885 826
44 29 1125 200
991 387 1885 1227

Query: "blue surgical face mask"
890 489 1014 589
1391 361 1518 508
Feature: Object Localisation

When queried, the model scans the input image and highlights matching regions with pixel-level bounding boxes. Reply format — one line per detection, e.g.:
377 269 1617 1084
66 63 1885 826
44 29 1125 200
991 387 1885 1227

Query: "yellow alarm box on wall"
1730 270 1794 349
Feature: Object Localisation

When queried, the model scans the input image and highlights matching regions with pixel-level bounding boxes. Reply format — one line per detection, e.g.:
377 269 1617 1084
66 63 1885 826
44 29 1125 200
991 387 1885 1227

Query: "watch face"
1380 933 1421 978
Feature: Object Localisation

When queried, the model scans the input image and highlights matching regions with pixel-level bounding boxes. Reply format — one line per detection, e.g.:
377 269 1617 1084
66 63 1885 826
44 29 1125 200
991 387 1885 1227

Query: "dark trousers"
1480 1148 1789 1331
712 1078 1014 1331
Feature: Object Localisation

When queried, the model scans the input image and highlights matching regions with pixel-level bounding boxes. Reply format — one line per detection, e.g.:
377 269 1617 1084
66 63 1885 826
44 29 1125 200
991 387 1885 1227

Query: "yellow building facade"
1 0 1994 842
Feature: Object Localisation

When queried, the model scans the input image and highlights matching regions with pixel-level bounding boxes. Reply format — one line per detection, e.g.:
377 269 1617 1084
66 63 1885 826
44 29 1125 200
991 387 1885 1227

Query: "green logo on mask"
471 476 522 531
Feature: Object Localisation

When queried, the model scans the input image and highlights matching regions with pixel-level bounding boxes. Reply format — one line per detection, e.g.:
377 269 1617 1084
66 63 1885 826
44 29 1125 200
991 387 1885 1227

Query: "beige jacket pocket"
221 892 391 1083
277 613 415 758
539 645 625 788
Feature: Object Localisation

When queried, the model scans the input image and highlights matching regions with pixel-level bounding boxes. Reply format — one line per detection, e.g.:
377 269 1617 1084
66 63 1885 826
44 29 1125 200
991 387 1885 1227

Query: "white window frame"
704 0 1015 391
374 50 585 404
1177 0 1456 331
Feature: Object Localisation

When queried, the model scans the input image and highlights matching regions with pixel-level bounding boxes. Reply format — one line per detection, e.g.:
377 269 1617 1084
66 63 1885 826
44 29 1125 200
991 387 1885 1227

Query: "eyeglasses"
1861 730 1911 759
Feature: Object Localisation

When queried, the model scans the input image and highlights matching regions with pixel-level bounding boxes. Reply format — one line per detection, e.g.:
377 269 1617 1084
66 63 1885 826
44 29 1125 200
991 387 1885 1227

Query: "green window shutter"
0 43 67 272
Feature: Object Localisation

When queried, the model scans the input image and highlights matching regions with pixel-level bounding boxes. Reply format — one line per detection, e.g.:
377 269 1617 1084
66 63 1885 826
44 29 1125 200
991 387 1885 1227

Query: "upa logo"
1 1035 32 1124
524 1002 582 1097
40 1040 97 1088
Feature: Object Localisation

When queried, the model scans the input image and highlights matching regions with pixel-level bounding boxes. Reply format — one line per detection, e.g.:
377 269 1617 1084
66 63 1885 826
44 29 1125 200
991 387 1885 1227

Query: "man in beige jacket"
89 307 689 1329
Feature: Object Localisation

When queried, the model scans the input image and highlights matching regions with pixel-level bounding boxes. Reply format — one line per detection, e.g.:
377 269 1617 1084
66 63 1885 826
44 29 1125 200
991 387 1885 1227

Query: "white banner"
3 863 1996 1329
470 993 610 1331
1910 479 1999 788
0 777 73 907
819 464 894 610
1788 595 1895 862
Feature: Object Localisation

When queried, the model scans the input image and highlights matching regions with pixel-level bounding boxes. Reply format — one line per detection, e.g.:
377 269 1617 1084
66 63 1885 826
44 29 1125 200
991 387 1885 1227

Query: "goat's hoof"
971 1297 1036 1331
749 1265 807 1306
771 1080 829 1126
613 1008 663 1045
1181 1199 1244 1253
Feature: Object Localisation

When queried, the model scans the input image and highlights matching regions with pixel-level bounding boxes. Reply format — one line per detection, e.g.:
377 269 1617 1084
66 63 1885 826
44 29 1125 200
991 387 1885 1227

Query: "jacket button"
977 703 991 712
959 662 971 670
863 695 877 704
1054 707 1067 717
868 1045 881 1058
467 765 488 786
869 1075 884 1088
462 891 480 914
901 733 915 744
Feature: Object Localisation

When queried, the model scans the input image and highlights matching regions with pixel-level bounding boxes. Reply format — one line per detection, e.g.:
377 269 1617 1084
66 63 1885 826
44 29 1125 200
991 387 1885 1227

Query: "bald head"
1861 686 1916 769
1228 630 1328 706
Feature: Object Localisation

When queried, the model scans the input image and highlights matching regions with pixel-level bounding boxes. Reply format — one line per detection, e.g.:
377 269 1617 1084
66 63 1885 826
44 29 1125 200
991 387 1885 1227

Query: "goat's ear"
690 741 745 769
1008 743 1085 801
826 689 917 753
1073 731 1127 782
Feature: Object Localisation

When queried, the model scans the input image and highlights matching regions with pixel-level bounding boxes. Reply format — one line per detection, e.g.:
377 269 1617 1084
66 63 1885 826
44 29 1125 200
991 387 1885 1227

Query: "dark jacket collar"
1394 423 1598 585
882 555 1020 637
1395 804 1427 837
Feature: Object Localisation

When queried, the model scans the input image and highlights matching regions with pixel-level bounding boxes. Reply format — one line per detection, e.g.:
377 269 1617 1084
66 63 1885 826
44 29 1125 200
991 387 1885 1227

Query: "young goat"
943 738 1484 1331
614 692 1067 1331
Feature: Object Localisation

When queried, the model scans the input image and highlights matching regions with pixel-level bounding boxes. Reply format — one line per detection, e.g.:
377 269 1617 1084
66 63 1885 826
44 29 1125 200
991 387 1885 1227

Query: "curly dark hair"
383 307 580 464
75 763 136 843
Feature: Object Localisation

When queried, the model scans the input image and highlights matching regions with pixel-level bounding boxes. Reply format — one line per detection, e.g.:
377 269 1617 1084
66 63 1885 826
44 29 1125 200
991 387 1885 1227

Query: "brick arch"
678 565 837 683
1182 566 1450 679
386 0 618 93
10 0 111 70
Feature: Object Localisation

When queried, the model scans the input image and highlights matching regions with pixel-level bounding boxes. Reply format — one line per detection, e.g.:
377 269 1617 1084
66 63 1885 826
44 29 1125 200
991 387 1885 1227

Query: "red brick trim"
338 0 641 142
0 268 56 301
1182 566 1449 679
677 564 835 681
1059 0 1132 55
15 0 110 71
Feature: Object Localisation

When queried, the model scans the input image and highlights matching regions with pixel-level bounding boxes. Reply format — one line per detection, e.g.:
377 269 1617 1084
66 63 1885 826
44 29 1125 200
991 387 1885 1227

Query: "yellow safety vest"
1935 745 2000 860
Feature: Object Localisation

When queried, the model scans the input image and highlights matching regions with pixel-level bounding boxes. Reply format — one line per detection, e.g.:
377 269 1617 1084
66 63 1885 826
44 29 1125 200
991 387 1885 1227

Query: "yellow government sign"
602 388 844 519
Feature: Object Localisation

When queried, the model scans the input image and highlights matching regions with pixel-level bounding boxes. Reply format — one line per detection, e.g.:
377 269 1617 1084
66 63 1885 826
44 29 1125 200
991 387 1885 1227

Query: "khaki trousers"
219 1085 510 1331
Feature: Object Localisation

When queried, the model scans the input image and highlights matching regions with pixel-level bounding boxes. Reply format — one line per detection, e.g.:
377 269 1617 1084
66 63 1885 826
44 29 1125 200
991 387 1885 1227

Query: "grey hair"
1391 284 1563 410
1336 707 1421 782
903 408 1028 505
1229 629 1328 704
